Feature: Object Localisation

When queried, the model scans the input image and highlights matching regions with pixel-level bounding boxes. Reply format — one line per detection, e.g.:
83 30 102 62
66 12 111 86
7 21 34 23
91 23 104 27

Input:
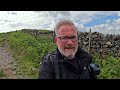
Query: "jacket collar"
55 47 92 67
75 47 92 68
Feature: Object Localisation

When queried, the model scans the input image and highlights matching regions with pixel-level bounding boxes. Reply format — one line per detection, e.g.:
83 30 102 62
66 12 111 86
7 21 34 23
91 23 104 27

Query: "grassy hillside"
0 30 120 79
6 30 56 79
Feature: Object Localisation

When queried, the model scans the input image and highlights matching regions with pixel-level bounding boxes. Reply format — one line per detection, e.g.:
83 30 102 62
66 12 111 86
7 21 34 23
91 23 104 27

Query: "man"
39 19 100 79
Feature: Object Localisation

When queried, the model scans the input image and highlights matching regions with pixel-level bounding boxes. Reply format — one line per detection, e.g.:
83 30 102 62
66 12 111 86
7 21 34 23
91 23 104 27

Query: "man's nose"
66 39 73 44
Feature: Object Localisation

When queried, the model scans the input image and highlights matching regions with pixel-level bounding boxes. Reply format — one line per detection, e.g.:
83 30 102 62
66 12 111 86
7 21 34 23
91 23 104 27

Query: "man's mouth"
65 46 74 49
64 47 74 51
65 48 74 49
64 45 75 51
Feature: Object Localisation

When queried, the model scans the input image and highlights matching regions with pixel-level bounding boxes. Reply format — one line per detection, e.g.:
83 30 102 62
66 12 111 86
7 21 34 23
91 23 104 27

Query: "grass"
0 30 120 79
7 31 56 79
0 69 6 77
93 53 120 79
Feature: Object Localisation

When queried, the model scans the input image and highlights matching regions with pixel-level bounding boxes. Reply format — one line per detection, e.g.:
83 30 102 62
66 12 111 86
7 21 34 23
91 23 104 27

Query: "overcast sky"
0 11 120 34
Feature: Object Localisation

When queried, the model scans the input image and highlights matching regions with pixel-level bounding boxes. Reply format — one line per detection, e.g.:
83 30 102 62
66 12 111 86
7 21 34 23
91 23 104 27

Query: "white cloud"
86 18 120 35
0 11 120 35
106 19 111 23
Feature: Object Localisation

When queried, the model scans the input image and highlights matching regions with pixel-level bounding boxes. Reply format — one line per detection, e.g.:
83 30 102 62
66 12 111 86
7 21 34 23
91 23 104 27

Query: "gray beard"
58 48 77 59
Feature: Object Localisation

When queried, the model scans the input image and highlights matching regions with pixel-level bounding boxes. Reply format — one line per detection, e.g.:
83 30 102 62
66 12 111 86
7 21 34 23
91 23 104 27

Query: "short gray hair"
54 19 77 36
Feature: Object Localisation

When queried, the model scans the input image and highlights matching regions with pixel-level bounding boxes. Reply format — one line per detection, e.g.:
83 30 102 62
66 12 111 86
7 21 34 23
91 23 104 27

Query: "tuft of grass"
0 69 5 77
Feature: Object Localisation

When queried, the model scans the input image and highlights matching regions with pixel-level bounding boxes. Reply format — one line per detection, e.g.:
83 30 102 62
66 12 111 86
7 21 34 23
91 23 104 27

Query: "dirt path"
0 45 18 79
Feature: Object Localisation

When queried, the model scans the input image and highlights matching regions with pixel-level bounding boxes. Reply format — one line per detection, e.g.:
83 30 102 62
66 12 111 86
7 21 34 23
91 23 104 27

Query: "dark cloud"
48 11 71 17
3 20 12 22
11 12 17 15
4 20 9 22
58 11 71 16
48 11 57 17
33 11 71 19
34 11 43 13
33 11 49 17
7 11 17 15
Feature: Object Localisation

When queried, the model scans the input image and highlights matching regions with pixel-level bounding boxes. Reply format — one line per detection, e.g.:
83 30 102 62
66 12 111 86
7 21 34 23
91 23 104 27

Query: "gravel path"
0 45 18 79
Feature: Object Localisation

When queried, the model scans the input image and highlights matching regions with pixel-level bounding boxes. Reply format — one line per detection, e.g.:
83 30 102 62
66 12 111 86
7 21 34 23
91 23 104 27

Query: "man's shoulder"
42 52 56 62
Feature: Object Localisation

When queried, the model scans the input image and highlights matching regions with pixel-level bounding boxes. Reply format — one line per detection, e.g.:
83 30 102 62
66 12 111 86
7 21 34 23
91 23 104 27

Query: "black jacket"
39 47 98 79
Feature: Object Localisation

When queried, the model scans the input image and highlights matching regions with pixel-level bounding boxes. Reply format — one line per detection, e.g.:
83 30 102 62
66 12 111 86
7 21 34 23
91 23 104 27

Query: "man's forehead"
58 32 77 37
58 26 76 33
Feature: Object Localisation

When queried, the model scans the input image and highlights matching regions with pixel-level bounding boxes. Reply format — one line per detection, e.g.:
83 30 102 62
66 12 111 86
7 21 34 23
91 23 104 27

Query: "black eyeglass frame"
57 36 78 43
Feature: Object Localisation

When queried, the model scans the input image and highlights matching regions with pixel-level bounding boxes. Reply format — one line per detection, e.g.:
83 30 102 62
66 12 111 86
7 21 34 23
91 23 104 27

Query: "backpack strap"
88 64 99 79
49 54 61 79
41 53 62 79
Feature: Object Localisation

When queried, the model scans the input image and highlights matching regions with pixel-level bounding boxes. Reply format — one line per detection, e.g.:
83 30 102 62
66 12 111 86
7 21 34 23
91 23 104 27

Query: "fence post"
88 29 91 54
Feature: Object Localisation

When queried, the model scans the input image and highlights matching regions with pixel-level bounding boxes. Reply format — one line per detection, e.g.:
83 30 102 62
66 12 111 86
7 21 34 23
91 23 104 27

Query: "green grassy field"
0 30 120 79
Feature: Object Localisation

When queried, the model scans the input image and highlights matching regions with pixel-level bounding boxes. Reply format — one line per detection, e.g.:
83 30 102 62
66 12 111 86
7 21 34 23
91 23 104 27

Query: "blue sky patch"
84 15 120 27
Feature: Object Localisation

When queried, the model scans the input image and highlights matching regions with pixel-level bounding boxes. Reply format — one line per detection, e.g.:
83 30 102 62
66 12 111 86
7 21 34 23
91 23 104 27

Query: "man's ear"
53 37 57 43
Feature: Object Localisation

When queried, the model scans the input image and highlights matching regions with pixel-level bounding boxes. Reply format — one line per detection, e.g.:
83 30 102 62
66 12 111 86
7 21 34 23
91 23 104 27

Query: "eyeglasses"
57 36 78 43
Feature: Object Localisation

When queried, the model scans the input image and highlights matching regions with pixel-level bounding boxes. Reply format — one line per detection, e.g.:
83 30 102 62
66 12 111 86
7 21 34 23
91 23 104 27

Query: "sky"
0 11 120 35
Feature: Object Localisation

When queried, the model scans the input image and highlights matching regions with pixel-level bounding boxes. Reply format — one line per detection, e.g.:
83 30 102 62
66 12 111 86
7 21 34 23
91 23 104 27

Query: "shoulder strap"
41 53 61 79
49 54 61 79
88 64 98 79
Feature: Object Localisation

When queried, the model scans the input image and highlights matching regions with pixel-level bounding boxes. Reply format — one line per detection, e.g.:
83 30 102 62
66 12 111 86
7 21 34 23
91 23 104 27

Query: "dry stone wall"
21 29 120 57
78 32 120 57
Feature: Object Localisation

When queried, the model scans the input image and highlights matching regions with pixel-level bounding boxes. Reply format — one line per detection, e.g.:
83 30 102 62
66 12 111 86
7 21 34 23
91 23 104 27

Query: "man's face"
54 24 78 59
